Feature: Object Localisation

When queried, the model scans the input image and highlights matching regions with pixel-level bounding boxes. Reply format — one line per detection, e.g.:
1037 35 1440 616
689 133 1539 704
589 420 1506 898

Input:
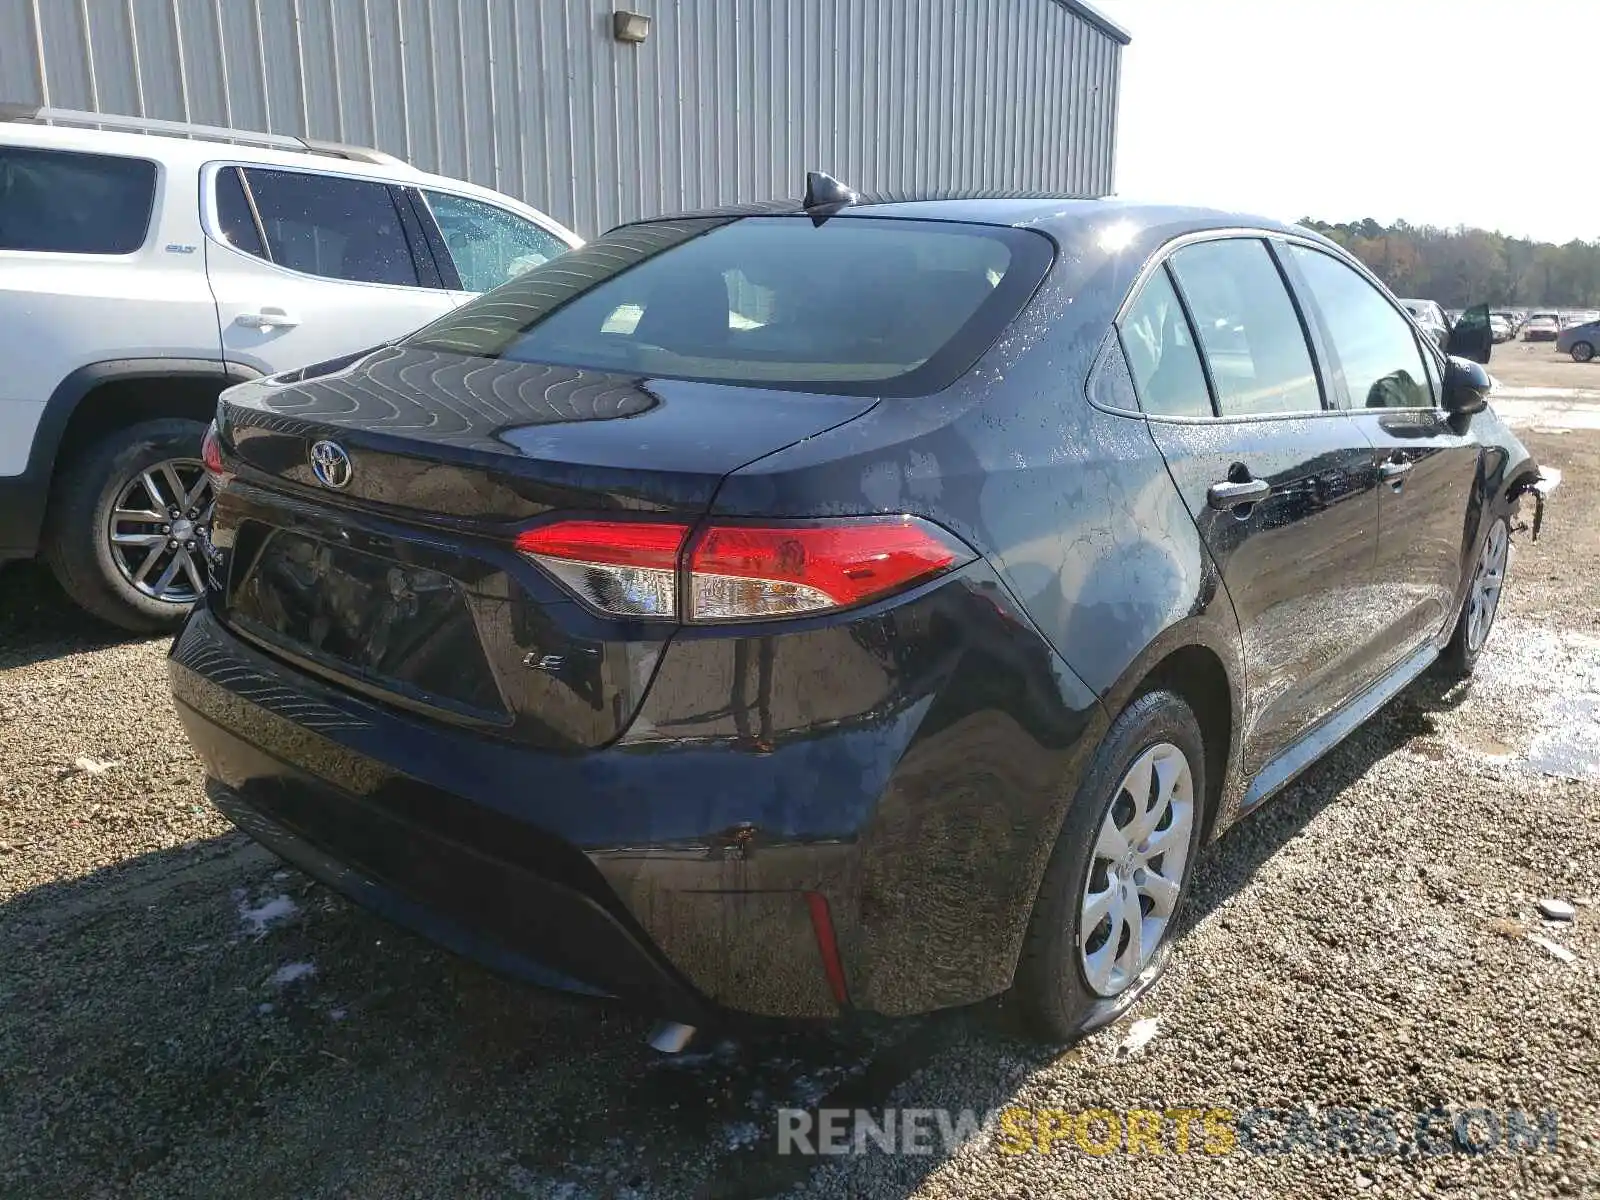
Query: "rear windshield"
407 215 1054 396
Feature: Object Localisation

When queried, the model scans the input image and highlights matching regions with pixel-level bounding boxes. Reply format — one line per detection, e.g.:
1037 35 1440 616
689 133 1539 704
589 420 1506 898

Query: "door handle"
1379 458 1413 482
1206 477 1271 509
236 307 299 330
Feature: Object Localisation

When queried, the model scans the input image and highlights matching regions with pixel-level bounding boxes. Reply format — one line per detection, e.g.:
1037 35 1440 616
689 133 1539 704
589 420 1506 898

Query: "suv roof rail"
0 102 407 168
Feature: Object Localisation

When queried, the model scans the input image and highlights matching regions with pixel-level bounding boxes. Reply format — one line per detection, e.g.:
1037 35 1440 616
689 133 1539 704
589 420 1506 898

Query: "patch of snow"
268 961 316 987
1491 393 1600 430
723 1121 762 1151
1114 1016 1161 1059
57 756 120 779
239 893 298 935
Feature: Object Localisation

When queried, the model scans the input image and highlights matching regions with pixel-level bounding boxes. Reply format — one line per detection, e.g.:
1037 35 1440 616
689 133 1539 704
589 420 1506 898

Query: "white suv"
0 104 580 630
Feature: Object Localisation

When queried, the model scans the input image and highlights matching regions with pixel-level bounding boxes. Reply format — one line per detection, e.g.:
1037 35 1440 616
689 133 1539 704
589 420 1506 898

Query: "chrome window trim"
1108 226 1445 420
1108 227 1347 422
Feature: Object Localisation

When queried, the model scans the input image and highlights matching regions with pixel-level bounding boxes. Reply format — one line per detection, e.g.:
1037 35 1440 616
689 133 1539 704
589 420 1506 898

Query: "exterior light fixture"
612 10 651 43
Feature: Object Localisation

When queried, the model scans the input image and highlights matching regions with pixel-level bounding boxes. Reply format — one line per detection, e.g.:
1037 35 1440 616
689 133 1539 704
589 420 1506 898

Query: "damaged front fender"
1474 406 1559 539
1510 465 1561 540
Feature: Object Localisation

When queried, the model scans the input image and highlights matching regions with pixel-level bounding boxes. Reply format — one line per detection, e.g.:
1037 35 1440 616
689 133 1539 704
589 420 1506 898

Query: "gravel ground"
2 415 1597 1199
1491 340 1600 393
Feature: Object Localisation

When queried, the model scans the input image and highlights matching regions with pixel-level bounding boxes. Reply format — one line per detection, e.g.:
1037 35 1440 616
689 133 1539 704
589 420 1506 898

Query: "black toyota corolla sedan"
173 180 1555 1043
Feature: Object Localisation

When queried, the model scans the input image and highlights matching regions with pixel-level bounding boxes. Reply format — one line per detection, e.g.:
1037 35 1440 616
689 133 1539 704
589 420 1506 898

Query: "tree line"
1298 218 1600 310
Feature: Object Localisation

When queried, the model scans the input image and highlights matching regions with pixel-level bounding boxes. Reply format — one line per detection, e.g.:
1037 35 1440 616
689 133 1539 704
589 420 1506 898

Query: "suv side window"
237 168 420 287
1168 239 1323 417
1119 265 1212 418
214 167 266 258
1287 245 1431 410
423 190 567 292
0 146 157 254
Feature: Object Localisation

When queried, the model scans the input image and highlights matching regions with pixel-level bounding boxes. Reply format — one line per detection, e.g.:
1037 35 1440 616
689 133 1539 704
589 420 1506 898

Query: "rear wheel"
1013 689 1206 1043
1441 516 1509 678
43 418 214 633
1571 341 1594 363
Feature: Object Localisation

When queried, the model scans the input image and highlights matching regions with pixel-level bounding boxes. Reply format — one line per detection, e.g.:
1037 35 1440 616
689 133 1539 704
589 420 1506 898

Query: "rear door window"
214 166 265 258
422 190 569 292
237 168 420 287
1119 266 1212 418
407 215 1054 396
0 146 156 254
1168 239 1323 417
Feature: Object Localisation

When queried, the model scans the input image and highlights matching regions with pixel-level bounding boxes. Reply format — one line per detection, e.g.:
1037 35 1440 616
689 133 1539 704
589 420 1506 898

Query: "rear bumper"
171 560 1104 1020
205 776 630 1006
171 607 849 1020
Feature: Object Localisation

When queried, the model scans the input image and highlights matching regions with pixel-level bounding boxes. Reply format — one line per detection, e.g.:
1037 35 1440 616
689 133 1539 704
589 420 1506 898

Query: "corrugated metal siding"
3 0 1122 236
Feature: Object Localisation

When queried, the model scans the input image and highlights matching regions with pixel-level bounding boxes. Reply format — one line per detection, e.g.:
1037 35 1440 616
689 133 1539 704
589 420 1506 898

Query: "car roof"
1 120 578 239
616 191 1308 242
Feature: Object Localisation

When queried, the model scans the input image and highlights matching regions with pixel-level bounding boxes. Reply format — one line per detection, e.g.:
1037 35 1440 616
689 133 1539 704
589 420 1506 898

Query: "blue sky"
1092 0 1592 243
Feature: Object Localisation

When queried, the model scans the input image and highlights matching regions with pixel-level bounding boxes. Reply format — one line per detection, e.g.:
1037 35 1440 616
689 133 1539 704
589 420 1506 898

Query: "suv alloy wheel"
43 418 213 632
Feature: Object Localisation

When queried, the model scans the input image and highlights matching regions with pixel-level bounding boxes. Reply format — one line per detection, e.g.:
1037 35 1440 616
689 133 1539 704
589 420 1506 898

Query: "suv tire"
1013 689 1207 1043
43 418 212 633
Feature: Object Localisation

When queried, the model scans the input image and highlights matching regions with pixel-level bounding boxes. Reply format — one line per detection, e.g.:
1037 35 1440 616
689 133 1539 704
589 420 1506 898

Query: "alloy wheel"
106 458 214 605
1573 342 1594 363
1465 520 1508 654
1079 741 1195 998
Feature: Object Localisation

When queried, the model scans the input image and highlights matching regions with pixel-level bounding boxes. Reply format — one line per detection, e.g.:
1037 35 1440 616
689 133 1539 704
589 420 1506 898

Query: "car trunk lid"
217 345 877 522
208 346 877 749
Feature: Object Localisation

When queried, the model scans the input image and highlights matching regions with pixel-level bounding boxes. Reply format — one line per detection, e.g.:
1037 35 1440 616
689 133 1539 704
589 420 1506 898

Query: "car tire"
1571 341 1594 363
1440 515 1510 679
43 418 213 633
1012 688 1207 1043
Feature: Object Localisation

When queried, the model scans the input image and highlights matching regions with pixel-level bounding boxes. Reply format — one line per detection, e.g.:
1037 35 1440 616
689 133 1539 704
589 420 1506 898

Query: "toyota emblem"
309 440 353 490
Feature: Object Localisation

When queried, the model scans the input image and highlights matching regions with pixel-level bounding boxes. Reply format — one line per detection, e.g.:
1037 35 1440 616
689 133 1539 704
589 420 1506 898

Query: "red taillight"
514 516 968 622
687 518 966 620
201 421 233 487
514 520 688 569
514 520 689 619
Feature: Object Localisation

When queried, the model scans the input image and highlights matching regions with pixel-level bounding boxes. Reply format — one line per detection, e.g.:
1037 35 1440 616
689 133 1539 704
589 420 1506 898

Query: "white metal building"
0 0 1128 236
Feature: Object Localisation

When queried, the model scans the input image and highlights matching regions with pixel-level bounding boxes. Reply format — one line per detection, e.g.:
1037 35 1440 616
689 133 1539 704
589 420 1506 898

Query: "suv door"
1124 236 1385 784
1283 243 1483 668
203 165 459 375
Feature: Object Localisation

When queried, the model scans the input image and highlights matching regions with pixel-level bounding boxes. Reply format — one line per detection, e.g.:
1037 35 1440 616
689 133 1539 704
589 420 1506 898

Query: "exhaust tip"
646 1020 699 1055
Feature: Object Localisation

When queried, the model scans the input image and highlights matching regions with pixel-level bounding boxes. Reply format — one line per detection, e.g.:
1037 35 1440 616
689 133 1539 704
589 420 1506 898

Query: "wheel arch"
1097 619 1245 845
8 359 260 559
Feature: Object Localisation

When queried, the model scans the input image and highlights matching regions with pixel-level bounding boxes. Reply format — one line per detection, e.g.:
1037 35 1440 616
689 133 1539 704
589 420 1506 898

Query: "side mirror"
1442 356 1491 420
1445 302 1493 364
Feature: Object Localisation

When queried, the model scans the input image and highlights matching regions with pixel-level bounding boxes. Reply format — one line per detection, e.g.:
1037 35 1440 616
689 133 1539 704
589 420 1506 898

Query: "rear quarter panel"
713 213 1249 718
707 216 1255 992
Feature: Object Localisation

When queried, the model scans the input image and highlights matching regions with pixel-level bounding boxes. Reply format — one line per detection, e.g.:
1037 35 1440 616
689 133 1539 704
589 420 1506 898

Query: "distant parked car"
1399 299 1450 349
1523 314 1562 342
1557 319 1600 362
1489 314 1514 343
